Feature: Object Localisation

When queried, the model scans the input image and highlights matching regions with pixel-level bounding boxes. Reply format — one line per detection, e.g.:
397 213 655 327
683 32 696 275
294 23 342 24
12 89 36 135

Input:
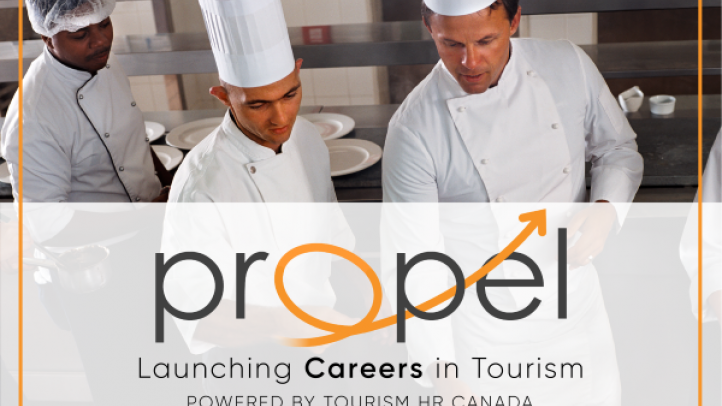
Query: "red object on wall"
302 26 332 45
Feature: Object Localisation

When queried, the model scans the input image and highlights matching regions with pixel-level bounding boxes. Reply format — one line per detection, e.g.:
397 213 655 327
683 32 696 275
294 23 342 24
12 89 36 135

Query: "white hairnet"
27 0 116 37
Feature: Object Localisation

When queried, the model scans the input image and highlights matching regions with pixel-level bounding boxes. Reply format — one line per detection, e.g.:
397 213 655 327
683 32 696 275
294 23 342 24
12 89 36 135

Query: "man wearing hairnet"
0 2 188 404
1 0 171 204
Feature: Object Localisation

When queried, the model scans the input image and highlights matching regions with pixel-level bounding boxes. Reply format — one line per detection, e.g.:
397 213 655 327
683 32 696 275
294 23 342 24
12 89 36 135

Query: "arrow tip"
519 209 547 236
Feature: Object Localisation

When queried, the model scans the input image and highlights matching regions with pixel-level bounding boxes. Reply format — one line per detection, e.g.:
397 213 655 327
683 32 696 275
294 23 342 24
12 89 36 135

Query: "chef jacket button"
145 137 150 142
481 159 488 165
496 196 505 203
458 106 466 113
119 166 124 172
527 70 536 77
104 133 110 138
552 123 560 130
563 166 571 174
106 64 110 69
78 94 84 100
249 166 257 174
135 197 140 202
131 101 137 107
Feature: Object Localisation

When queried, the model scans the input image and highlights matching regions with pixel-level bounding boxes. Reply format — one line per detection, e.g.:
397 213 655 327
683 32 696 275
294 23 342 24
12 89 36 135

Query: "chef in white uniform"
382 1 643 404
169 0 332 205
1 0 170 205
163 0 355 374
0 4 185 404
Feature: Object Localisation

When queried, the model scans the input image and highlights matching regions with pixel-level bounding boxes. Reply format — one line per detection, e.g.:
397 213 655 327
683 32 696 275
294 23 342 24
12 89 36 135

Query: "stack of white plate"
325 139 382 177
301 113 382 177
166 118 223 150
145 121 166 142
152 145 184 171
302 113 356 141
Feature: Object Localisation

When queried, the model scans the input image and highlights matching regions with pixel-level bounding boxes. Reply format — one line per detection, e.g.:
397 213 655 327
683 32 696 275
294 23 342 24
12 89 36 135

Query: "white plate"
325 139 382 177
166 117 223 150
152 145 184 171
302 113 356 141
0 162 10 184
145 121 166 142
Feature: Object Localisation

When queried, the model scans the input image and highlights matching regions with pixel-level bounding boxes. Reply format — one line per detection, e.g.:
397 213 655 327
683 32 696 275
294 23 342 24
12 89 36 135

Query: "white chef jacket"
381 39 637 401
163 112 352 353
383 38 643 205
681 129 722 322
168 111 335 203
0 47 161 203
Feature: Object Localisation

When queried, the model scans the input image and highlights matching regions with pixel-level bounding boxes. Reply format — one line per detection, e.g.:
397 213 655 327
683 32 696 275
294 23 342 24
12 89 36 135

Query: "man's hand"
274 306 360 354
566 201 617 269
152 186 171 203
195 301 360 355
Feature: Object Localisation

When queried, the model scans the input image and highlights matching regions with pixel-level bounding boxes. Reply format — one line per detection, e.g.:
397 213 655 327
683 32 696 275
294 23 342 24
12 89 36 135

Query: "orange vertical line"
697 0 703 405
17 0 23 404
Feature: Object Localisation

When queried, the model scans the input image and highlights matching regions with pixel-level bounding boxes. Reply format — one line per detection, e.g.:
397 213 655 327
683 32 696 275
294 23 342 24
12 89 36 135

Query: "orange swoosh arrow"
278 209 547 347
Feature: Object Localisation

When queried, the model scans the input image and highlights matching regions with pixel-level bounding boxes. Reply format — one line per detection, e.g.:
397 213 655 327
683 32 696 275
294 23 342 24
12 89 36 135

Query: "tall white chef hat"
199 0 295 89
27 0 116 38
424 0 496 16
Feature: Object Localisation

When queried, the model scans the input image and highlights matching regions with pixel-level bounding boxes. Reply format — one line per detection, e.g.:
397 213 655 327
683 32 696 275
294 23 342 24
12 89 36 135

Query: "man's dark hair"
421 0 519 28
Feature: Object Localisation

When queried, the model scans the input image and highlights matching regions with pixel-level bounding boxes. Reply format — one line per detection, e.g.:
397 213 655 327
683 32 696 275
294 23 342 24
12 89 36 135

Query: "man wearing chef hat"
382 0 644 404
162 0 391 397
1 0 172 204
168 0 333 204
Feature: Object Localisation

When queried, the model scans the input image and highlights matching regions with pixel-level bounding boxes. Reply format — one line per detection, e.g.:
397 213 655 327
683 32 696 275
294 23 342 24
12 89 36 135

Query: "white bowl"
618 86 644 113
649 95 676 116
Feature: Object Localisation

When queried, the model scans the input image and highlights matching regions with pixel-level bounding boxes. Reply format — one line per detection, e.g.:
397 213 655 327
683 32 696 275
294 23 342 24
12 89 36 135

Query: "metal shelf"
1 24 717 82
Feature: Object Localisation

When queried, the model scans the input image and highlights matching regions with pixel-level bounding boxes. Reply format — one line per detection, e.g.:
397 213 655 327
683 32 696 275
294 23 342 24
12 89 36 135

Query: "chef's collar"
44 46 96 86
221 110 291 162
440 40 518 98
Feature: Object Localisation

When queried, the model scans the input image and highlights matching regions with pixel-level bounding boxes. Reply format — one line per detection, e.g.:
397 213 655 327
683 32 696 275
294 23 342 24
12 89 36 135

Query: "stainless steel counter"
136 99 722 192
1 27 718 81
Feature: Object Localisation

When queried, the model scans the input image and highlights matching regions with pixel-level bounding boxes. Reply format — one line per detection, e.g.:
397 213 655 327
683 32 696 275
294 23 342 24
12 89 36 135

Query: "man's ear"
509 6 522 36
41 35 53 50
295 58 303 72
209 86 232 108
